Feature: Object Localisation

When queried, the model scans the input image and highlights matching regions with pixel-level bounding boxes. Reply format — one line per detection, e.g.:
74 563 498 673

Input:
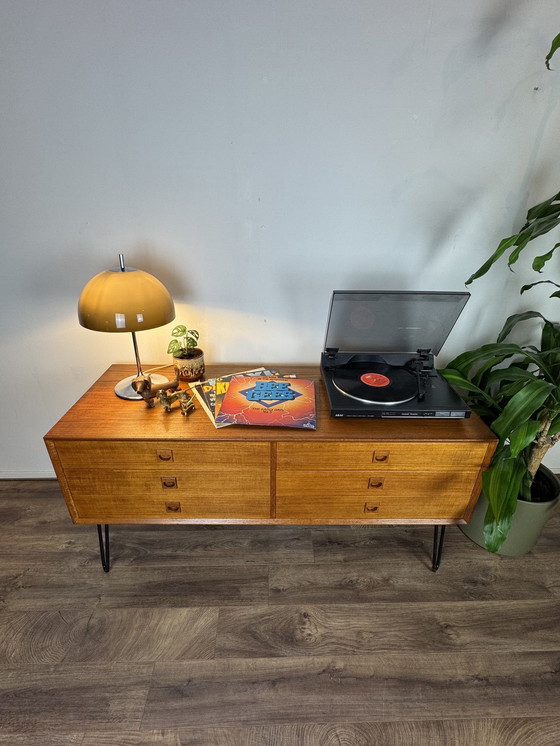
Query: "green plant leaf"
509 420 541 458
532 243 560 272
492 316 557 378
545 32 560 69
171 325 186 337
445 343 524 376
541 320 560 352
548 412 560 436
483 511 512 554
467 191 560 283
167 340 181 355
481 456 527 552
465 235 518 285
484 366 536 389
521 279 560 294
494 380 531 407
506 233 535 267
525 191 560 221
491 379 554 439
496 311 549 342
439 368 497 404
472 354 518 388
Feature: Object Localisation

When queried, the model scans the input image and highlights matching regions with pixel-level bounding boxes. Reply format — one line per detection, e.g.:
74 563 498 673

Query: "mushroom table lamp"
78 253 176 399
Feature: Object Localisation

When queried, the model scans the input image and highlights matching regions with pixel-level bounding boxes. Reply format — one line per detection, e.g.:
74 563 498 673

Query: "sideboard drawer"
276 469 478 500
275 492 470 520
69 491 270 521
277 442 489 470
65 468 269 500
55 440 270 470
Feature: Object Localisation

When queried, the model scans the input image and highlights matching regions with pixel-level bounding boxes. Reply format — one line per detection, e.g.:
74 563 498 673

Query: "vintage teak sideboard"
44 364 497 572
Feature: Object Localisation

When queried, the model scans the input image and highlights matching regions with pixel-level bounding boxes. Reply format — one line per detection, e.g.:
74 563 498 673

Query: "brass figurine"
157 387 196 416
131 373 180 407
131 373 195 414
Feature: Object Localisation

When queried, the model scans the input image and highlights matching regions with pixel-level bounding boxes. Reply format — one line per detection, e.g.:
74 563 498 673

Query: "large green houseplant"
440 34 560 553
441 312 560 551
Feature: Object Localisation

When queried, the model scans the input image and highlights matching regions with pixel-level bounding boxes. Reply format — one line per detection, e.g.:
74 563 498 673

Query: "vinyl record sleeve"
189 367 269 427
215 376 316 429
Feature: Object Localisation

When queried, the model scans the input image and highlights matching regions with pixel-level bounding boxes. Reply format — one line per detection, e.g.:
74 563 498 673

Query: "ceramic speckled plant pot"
461 465 560 556
172 348 205 382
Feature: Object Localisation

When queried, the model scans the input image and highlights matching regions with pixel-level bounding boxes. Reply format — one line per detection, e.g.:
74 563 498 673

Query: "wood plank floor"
1 479 560 745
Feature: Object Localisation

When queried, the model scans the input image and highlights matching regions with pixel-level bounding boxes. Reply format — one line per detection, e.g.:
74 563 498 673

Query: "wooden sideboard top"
45 363 497 444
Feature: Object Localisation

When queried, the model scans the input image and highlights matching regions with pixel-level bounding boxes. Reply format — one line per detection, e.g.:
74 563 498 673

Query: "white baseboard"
0 471 56 479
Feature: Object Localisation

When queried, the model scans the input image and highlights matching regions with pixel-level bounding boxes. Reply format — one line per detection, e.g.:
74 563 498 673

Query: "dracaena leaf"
525 192 560 221
439 368 496 402
541 321 560 352
469 191 560 283
548 412 560 436
545 32 560 69
481 457 526 552
445 343 523 375
509 420 541 458
465 235 519 284
525 212 560 239
533 243 560 272
491 379 554 439
496 311 548 342
506 234 533 267
484 367 537 388
521 279 560 294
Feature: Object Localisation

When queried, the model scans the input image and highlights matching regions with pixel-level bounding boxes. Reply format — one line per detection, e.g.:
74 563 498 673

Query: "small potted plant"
167 324 205 382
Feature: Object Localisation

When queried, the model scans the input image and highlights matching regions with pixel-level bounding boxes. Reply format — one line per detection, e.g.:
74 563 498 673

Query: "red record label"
360 372 390 387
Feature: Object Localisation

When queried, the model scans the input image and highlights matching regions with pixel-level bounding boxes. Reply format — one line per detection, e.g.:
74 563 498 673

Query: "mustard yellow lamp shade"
78 264 175 332
78 254 176 399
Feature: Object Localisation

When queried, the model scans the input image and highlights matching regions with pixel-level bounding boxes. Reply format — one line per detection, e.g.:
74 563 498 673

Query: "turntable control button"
372 451 389 463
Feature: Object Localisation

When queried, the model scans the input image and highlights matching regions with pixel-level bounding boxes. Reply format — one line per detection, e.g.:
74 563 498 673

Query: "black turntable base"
321 355 471 418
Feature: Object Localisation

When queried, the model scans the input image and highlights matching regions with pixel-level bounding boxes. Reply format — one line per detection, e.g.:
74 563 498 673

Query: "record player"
321 290 471 418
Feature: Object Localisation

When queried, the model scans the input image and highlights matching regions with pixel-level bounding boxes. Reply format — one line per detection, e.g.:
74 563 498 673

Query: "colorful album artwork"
215 376 316 429
189 367 268 427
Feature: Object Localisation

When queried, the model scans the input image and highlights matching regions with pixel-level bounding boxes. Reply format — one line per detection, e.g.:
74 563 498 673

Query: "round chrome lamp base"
114 373 170 400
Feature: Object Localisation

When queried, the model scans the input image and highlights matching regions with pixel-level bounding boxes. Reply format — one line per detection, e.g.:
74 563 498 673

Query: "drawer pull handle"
157 450 174 462
368 478 385 489
161 477 178 489
372 451 389 463
165 501 181 513
364 503 379 513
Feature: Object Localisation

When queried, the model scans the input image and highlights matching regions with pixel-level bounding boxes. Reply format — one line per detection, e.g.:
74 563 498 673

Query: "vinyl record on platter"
332 361 417 405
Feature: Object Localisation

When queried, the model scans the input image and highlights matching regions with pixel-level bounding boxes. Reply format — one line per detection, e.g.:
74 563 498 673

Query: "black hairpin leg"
432 525 446 572
97 524 111 572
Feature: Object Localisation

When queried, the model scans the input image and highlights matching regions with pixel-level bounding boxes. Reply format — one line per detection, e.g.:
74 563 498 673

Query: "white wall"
1 0 559 476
